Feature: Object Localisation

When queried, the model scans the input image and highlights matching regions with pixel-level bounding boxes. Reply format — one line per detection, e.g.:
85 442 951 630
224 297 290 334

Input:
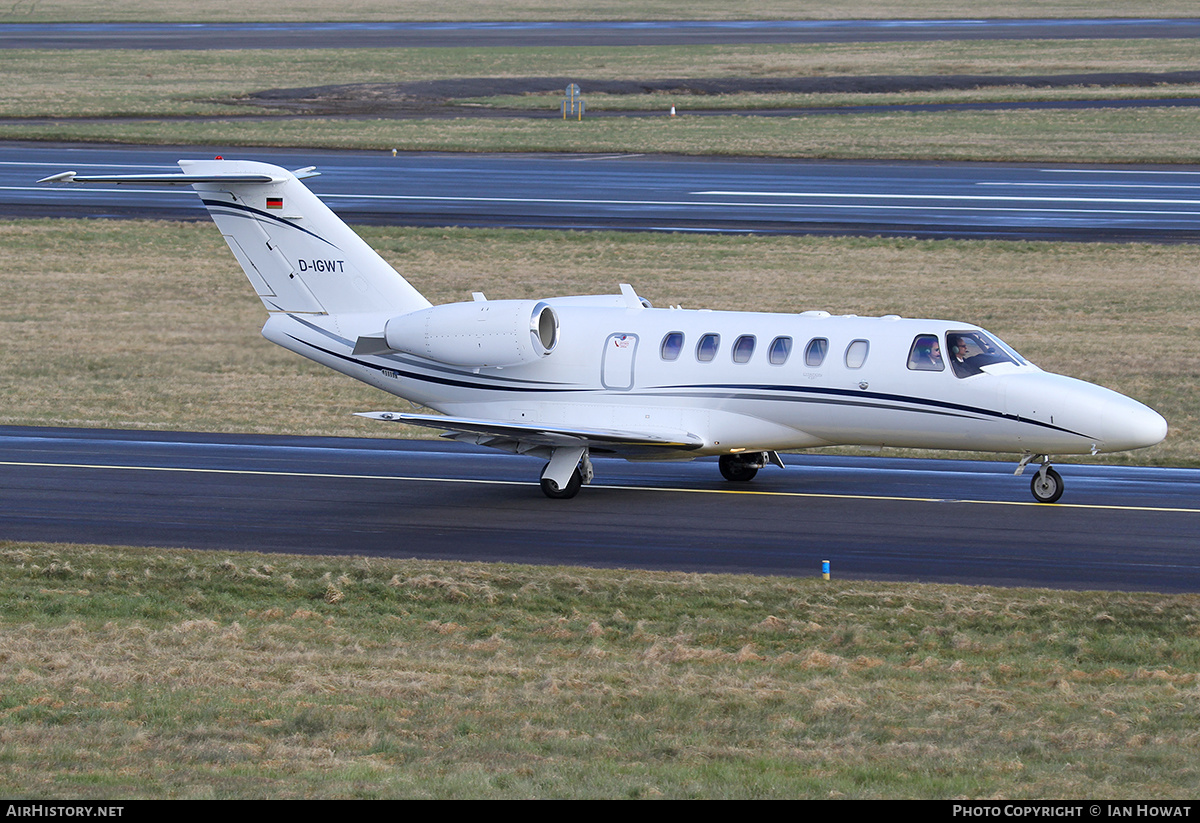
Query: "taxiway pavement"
3 427 1196 592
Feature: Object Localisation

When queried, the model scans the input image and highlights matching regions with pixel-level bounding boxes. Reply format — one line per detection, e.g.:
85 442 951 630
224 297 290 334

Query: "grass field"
7 38 1200 119
8 1 1200 23
5 37 1200 162
11 107 1200 164
2 541 1198 799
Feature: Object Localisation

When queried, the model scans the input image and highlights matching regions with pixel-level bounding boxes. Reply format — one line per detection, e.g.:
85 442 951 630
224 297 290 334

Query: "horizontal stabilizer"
37 167 320 186
39 171 279 185
357 411 704 453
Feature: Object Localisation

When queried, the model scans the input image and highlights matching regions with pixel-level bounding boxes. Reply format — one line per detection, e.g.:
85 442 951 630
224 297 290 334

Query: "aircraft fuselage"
264 303 1165 461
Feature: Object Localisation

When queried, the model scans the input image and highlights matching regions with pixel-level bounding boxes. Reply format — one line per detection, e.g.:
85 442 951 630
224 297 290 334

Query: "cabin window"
805 337 829 367
845 339 869 369
946 330 1020 378
696 333 720 362
660 331 684 361
732 335 755 364
768 336 792 365
907 334 944 371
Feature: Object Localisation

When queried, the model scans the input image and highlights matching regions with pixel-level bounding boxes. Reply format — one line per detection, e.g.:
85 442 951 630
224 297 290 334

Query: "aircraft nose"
1101 394 1168 452
1003 372 1166 454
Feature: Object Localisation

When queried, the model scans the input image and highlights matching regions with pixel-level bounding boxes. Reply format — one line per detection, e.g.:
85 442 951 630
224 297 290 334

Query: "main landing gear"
1016 454 1064 504
538 448 786 498
540 466 583 499
718 451 784 483
540 447 593 500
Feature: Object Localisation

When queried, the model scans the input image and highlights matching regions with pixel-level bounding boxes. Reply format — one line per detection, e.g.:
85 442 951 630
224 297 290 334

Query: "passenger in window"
908 335 943 371
926 341 942 366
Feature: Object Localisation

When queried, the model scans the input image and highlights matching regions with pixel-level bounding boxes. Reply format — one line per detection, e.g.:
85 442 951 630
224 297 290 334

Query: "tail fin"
42 159 431 316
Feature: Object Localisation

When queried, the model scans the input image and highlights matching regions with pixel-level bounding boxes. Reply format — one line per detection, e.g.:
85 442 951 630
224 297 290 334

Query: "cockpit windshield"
945 330 1022 378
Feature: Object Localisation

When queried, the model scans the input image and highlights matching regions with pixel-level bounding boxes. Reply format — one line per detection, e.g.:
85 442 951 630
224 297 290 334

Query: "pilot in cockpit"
947 334 982 377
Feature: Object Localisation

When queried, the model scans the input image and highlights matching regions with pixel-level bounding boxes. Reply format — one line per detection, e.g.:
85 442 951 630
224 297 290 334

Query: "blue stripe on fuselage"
286 333 1093 439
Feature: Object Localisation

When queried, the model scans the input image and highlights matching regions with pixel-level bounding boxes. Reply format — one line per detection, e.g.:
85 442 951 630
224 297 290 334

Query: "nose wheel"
1030 466 1064 503
1018 455 1064 504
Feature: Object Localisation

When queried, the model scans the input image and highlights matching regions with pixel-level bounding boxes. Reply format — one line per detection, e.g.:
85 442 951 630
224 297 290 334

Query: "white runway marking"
693 190 1200 206
0 160 174 170
8 186 1193 219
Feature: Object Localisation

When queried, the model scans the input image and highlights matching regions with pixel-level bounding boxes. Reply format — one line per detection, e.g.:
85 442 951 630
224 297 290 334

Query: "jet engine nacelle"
383 299 560 367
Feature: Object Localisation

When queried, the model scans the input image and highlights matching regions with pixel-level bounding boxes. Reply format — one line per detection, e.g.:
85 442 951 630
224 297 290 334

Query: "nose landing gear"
1017 454 1064 504
1029 465 1064 504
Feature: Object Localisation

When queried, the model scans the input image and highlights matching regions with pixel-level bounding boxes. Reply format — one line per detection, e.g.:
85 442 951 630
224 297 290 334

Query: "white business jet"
40 159 1167 501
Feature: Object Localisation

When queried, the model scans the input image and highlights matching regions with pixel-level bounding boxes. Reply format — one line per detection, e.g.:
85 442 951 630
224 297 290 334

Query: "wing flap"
356 411 704 454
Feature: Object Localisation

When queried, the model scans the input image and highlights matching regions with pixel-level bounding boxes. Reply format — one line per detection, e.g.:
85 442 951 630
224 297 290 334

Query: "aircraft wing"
356 411 704 456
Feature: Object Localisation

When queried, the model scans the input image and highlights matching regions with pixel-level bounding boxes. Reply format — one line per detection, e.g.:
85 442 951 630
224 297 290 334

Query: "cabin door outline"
601 333 638 390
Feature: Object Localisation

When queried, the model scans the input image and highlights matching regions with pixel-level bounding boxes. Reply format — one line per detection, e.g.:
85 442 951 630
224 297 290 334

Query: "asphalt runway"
2 426 1196 592
9 144 1200 241
3 18 1199 50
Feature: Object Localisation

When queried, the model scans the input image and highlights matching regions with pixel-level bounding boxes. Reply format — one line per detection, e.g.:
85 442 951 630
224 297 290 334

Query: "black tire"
719 454 759 482
541 465 583 499
1030 466 1064 504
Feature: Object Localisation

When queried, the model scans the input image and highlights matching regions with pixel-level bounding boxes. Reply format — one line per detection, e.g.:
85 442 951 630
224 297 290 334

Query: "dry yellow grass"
2 541 1199 798
8 106 1200 165
10 0 1200 23
5 39 1200 120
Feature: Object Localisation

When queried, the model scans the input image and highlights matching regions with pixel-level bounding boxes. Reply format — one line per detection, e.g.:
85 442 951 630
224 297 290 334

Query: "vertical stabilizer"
181 160 430 315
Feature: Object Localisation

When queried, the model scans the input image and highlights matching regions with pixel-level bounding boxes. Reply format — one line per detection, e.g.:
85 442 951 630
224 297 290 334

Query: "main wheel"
719 454 759 482
1030 466 1064 504
541 465 583 499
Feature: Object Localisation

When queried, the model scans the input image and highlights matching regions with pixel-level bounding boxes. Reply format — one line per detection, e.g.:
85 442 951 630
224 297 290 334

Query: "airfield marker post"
562 84 585 121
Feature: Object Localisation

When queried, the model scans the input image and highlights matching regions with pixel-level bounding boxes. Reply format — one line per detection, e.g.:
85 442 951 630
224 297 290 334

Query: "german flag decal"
266 197 283 209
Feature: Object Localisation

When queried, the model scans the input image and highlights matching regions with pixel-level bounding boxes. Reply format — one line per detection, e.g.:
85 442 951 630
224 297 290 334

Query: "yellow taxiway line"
4 460 1197 515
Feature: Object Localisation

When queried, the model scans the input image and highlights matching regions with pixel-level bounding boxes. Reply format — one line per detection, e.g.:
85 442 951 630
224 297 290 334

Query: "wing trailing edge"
357 411 704 456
